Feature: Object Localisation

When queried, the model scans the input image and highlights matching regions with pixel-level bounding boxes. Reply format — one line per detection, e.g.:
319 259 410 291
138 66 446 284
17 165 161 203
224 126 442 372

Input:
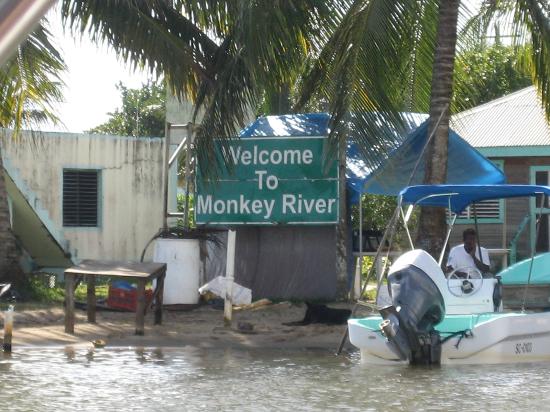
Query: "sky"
39 8 150 133
39 2 485 134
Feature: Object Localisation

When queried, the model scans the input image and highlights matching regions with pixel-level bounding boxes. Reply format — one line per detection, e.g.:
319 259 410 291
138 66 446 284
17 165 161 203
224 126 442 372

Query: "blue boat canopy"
400 184 550 213
240 113 506 201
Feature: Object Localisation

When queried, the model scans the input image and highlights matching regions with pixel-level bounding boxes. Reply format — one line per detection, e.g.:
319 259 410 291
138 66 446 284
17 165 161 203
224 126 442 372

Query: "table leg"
64 273 75 334
135 279 146 335
87 275 96 323
154 272 165 325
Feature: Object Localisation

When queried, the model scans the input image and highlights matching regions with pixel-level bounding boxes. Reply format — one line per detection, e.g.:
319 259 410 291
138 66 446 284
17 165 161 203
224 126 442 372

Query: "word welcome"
228 145 313 166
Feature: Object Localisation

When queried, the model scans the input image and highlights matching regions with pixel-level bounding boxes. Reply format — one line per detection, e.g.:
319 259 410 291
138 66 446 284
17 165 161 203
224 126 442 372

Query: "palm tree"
60 0 550 286
415 0 461 257
0 23 65 282
297 0 550 258
61 0 331 168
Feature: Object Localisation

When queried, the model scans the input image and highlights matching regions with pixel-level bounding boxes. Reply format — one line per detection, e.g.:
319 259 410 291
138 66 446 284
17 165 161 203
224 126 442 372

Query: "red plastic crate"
106 287 153 312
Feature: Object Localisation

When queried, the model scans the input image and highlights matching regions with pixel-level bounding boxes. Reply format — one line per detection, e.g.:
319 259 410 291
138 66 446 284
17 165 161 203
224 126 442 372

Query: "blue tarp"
240 113 506 201
400 184 550 214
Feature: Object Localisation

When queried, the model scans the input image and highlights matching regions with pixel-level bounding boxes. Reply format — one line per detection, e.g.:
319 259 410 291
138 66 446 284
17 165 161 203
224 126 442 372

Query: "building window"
456 200 501 220
455 159 504 224
63 169 100 227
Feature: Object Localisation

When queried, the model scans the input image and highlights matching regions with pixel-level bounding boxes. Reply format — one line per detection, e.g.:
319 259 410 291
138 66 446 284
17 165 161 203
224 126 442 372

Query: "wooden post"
3 305 13 352
87 275 96 323
64 273 75 334
135 279 146 335
224 230 236 326
154 271 165 325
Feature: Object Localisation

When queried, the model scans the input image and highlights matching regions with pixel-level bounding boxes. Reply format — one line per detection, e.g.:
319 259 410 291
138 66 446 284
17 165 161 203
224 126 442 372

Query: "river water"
0 347 549 411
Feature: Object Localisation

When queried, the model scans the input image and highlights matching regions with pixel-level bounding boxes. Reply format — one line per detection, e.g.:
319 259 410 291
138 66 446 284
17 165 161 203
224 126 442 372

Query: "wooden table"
64 260 167 336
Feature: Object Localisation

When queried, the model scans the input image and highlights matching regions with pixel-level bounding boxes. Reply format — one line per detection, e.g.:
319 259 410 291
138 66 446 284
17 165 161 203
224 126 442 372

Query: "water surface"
0 347 548 411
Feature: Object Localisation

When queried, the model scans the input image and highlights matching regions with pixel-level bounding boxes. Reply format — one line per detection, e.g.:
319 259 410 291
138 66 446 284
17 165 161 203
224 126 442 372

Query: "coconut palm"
61 0 331 168
0 23 65 281
297 0 550 258
60 0 550 271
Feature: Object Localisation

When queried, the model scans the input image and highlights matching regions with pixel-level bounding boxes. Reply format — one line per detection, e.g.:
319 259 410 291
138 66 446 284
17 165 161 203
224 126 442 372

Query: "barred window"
63 169 99 227
456 200 501 221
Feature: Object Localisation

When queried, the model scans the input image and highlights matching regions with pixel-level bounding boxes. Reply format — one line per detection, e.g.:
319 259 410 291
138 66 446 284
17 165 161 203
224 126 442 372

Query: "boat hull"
349 312 550 365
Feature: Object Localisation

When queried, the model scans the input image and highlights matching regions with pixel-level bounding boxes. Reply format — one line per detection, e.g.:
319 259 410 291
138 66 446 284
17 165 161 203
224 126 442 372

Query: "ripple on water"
0 348 549 411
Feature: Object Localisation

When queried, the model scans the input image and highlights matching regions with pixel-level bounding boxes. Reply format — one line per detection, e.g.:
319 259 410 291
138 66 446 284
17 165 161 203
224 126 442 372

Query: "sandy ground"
0 301 373 352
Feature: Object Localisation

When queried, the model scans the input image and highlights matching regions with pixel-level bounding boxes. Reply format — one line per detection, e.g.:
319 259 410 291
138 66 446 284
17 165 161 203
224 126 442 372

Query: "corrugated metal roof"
450 87 550 148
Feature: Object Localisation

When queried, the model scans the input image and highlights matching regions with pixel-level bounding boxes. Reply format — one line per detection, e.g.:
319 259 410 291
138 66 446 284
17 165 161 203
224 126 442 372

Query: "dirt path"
0 302 371 351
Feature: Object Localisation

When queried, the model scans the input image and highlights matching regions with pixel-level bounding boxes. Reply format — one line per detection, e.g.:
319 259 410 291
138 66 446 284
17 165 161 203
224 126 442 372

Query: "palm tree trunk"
415 0 460 259
0 147 19 282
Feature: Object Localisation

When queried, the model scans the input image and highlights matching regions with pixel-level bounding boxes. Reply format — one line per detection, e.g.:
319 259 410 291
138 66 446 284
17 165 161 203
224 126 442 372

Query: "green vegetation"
177 193 195 228
88 80 166 137
58 1 550 284
454 44 532 110
23 276 109 304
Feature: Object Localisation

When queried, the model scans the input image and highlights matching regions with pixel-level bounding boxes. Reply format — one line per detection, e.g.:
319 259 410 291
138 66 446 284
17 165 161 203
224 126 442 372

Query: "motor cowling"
379 250 446 365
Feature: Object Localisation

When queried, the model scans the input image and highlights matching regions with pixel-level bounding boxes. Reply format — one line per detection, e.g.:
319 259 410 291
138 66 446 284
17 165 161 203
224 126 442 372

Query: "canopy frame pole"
472 203 484 267
336 107 447 356
438 196 455 266
400 206 414 250
521 194 545 312
439 214 457 266
335 203 400 355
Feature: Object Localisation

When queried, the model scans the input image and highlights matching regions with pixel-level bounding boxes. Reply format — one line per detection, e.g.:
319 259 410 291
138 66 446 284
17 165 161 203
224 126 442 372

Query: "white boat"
348 184 550 365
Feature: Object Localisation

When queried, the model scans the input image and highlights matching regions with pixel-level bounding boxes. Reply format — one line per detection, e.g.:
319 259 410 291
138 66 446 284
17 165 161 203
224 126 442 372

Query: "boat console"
379 250 500 365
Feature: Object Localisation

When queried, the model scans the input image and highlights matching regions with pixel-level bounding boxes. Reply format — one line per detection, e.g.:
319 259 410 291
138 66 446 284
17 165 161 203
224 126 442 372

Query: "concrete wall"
1 130 164 263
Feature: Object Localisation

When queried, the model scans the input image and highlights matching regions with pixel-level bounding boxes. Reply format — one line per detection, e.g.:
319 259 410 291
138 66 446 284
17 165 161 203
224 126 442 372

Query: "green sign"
195 136 339 225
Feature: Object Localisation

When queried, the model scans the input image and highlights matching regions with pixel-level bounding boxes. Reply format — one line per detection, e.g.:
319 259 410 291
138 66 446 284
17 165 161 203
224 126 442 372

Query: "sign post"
224 229 236 326
197 136 339 326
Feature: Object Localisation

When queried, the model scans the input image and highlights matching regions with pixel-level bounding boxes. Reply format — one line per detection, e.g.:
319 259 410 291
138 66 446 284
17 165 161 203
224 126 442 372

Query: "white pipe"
439 214 457 266
354 195 363 299
224 229 236 325
182 122 194 229
0 0 57 67
400 206 414 250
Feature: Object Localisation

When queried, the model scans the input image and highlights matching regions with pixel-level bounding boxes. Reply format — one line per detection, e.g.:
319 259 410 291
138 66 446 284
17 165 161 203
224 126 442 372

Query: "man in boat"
446 228 491 276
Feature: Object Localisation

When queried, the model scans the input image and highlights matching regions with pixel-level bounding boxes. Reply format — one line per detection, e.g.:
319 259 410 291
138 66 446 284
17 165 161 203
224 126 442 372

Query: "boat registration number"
515 342 533 354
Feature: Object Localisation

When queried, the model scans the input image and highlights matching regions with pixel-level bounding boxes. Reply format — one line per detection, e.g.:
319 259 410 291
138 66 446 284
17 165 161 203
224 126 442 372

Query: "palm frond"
296 0 440 169
0 22 65 134
62 0 331 176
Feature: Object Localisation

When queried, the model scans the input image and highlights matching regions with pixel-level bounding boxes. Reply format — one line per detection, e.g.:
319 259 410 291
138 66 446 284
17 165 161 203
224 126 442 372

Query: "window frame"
454 159 504 225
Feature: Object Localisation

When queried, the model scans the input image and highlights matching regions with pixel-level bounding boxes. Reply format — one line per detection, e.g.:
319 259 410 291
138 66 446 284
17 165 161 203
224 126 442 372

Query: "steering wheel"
447 267 483 297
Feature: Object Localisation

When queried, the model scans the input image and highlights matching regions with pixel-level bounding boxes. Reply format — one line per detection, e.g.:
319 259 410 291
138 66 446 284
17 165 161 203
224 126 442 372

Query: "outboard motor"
379 250 446 365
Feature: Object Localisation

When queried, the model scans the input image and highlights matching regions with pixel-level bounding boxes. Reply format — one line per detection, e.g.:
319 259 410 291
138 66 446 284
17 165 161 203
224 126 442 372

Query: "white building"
1 129 168 272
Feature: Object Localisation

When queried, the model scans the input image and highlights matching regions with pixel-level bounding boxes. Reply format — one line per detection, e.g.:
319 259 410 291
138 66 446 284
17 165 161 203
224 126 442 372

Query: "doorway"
530 166 550 252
